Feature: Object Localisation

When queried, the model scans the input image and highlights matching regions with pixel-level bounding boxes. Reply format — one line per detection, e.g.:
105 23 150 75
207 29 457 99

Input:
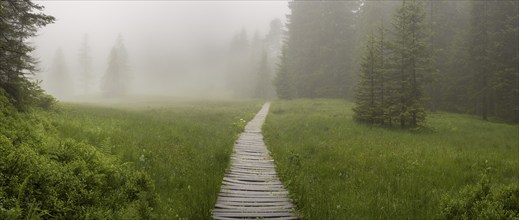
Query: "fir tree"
78 33 93 94
388 0 431 128
354 33 379 124
0 0 54 109
354 25 388 125
101 35 129 98
276 0 359 99
274 47 295 99
47 48 73 99
254 50 272 99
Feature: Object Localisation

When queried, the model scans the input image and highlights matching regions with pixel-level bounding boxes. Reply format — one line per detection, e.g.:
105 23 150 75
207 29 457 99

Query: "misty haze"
1 0 518 219
33 1 287 100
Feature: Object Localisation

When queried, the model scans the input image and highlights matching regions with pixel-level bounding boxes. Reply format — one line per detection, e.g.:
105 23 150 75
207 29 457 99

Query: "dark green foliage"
440 168 519 219
354 0 431 128
0 88 157 219
468 0 519 122
274 47 296 99
422 0 518 123
387 0 431 128
280 0 517 123
0 0 54 110
275 0 359 99
353 31 385 124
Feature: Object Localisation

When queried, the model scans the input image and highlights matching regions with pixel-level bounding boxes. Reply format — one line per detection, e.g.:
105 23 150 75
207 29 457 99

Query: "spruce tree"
0 0 54 109
276 0 359 99
274 47 295 99
101 35 129 98
468 0 492 120
354 25 389 125
226 28 251 98
78 33 93 94
388 0 431 128
254 50 271 99
47 48 73 99
354 33 379 124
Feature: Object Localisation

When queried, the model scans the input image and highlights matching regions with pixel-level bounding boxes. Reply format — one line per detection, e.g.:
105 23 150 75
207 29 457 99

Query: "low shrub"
0 89 157 219
440 168 519 220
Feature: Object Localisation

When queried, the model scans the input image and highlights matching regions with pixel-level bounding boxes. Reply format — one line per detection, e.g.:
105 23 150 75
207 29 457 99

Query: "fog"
32 1 288 100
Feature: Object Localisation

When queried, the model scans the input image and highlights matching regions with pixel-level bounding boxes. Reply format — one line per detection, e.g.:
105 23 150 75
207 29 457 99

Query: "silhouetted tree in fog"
101 35 129 98
78 33 93 94
226 28 251 98
468 0 518 121
274 47 295 99
254 50 272 99
47 48 73 99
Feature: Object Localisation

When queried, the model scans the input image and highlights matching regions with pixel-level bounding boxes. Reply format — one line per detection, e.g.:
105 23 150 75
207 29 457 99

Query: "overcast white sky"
31 1 289 97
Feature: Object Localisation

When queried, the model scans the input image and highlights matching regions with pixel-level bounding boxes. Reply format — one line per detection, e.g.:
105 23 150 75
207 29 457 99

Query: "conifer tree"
274 47 295 99
101 35 129 98
468 0 519 121
226 28 251 98
78 33 93 94
0 0 54 109
47 48 73 99
388 0 431 128
276 0 359 99
354 33 379 124
254 50 271 99
354 25 389 125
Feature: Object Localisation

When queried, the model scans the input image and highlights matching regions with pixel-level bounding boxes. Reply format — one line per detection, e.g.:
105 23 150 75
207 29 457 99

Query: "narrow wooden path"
212 103 298 220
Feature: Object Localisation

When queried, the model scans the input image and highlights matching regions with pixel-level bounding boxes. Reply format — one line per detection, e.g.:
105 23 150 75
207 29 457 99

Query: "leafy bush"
440 168 519 220
0 89 157 219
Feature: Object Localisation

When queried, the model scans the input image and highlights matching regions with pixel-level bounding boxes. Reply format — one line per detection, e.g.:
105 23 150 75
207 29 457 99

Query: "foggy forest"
1 0 518 219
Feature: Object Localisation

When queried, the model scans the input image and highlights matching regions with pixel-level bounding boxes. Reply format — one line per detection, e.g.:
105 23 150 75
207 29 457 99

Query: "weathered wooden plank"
220 185 286 192
229 168 277 174
214 203 293 210
225 173 278 179
219 189 288 196
216 201 294 207
221 182 285 190
223 177 282 185
213 212 295 218
217 196 290 203
218 193 288 199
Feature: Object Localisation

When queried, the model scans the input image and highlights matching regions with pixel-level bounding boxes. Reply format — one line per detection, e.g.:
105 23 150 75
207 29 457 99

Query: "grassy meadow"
263 99 519 219
45 100 263 219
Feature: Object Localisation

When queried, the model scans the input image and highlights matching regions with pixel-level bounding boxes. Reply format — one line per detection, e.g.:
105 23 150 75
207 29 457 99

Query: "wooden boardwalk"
212 103 298 220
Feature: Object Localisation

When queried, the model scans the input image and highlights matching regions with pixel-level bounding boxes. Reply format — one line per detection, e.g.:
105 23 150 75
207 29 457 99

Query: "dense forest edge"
1 0 518 219
274 0 518 125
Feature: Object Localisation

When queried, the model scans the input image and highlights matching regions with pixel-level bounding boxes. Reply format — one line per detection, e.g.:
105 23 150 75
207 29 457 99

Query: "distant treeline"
274 0 518 124
46 34 130 99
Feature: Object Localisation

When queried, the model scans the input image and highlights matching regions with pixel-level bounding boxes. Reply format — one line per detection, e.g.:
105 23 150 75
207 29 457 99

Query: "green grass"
263 99 519 219
47 100 263 219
